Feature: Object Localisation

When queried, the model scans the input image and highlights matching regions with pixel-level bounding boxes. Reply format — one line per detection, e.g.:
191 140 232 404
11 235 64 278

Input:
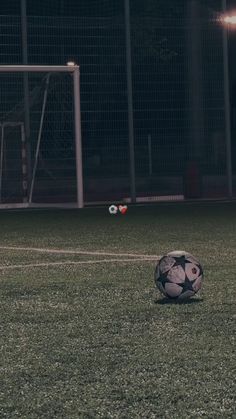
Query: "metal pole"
148 134 152 176
60 0 65 60
21 123 28 203
21 0 30 137
29 74 50 203
0 124 4 203
222 0 233 199
21 0 31 190
187 0 203 161
73 66 84 208
124 0 136 203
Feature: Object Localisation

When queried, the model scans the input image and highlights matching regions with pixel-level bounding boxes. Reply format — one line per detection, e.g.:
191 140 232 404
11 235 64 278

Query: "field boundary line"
0 246 159 259
0 258 158 270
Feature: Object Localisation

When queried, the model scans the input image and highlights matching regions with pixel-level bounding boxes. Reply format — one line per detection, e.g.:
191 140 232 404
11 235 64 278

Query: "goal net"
0 65 83 208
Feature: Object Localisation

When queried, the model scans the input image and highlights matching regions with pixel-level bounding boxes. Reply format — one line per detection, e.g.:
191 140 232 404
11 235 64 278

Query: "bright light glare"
224 15 236 24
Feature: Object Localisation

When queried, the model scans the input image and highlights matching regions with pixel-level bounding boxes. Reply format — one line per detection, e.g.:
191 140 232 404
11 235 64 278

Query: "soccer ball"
109 205 118 215
154 250 203 300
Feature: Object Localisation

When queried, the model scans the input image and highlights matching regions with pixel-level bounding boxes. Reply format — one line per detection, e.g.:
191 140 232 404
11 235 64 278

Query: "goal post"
0 64 83 209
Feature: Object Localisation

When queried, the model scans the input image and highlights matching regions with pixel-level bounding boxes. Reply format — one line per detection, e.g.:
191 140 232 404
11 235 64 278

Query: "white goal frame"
0 65 83 209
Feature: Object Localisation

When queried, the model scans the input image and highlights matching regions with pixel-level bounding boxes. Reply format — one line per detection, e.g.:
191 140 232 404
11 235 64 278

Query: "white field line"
0 258 158 270
0 245 159 259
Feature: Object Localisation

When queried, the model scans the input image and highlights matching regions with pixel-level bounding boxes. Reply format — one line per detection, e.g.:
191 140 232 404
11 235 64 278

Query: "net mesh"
0 0 233 203
0 72 76 203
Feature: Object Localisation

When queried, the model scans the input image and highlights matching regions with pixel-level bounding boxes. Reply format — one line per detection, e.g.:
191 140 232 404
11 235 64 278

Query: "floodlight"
67 61 76 66
223 15 236 24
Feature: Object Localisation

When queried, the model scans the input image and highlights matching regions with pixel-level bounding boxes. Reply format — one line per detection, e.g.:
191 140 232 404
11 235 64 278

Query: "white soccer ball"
109 204 118 215
154 250 203 300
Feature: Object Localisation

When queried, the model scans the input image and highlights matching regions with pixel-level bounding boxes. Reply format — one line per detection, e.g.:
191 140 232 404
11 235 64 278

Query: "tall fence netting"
0 0 232 204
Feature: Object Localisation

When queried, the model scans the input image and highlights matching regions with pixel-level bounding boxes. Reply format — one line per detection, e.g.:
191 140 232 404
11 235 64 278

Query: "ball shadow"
154 297 203 305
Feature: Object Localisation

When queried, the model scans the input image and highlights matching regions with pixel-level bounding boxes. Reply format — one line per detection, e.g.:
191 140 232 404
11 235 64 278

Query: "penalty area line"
0 258 158 270
0 245 159 259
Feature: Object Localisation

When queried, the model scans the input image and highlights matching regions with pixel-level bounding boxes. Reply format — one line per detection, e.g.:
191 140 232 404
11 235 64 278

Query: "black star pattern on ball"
157 270 171 287
173 255 186 270
157 256 199 289
155 251 203 299
156 255 186 286
178 276 194 292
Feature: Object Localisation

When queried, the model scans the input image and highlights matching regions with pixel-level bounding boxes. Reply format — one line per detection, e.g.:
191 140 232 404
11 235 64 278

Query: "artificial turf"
0 202 236 418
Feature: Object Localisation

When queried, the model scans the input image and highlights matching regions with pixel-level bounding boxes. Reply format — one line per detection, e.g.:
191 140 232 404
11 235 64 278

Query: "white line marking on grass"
0 246 159 259
0 258 158 270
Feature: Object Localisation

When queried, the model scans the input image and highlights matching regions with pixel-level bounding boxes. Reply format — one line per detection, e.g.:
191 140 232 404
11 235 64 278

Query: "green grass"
0 203 236 418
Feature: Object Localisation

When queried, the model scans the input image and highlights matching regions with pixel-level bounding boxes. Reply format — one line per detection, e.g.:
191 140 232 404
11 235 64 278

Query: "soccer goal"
0 65 83 209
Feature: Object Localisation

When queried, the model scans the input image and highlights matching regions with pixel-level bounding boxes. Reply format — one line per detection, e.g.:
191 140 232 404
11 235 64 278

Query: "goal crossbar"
0 64 83 208
0 65 78 73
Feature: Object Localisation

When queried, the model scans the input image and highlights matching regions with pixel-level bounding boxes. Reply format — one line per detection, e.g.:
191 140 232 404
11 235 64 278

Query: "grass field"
0 202 236 418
